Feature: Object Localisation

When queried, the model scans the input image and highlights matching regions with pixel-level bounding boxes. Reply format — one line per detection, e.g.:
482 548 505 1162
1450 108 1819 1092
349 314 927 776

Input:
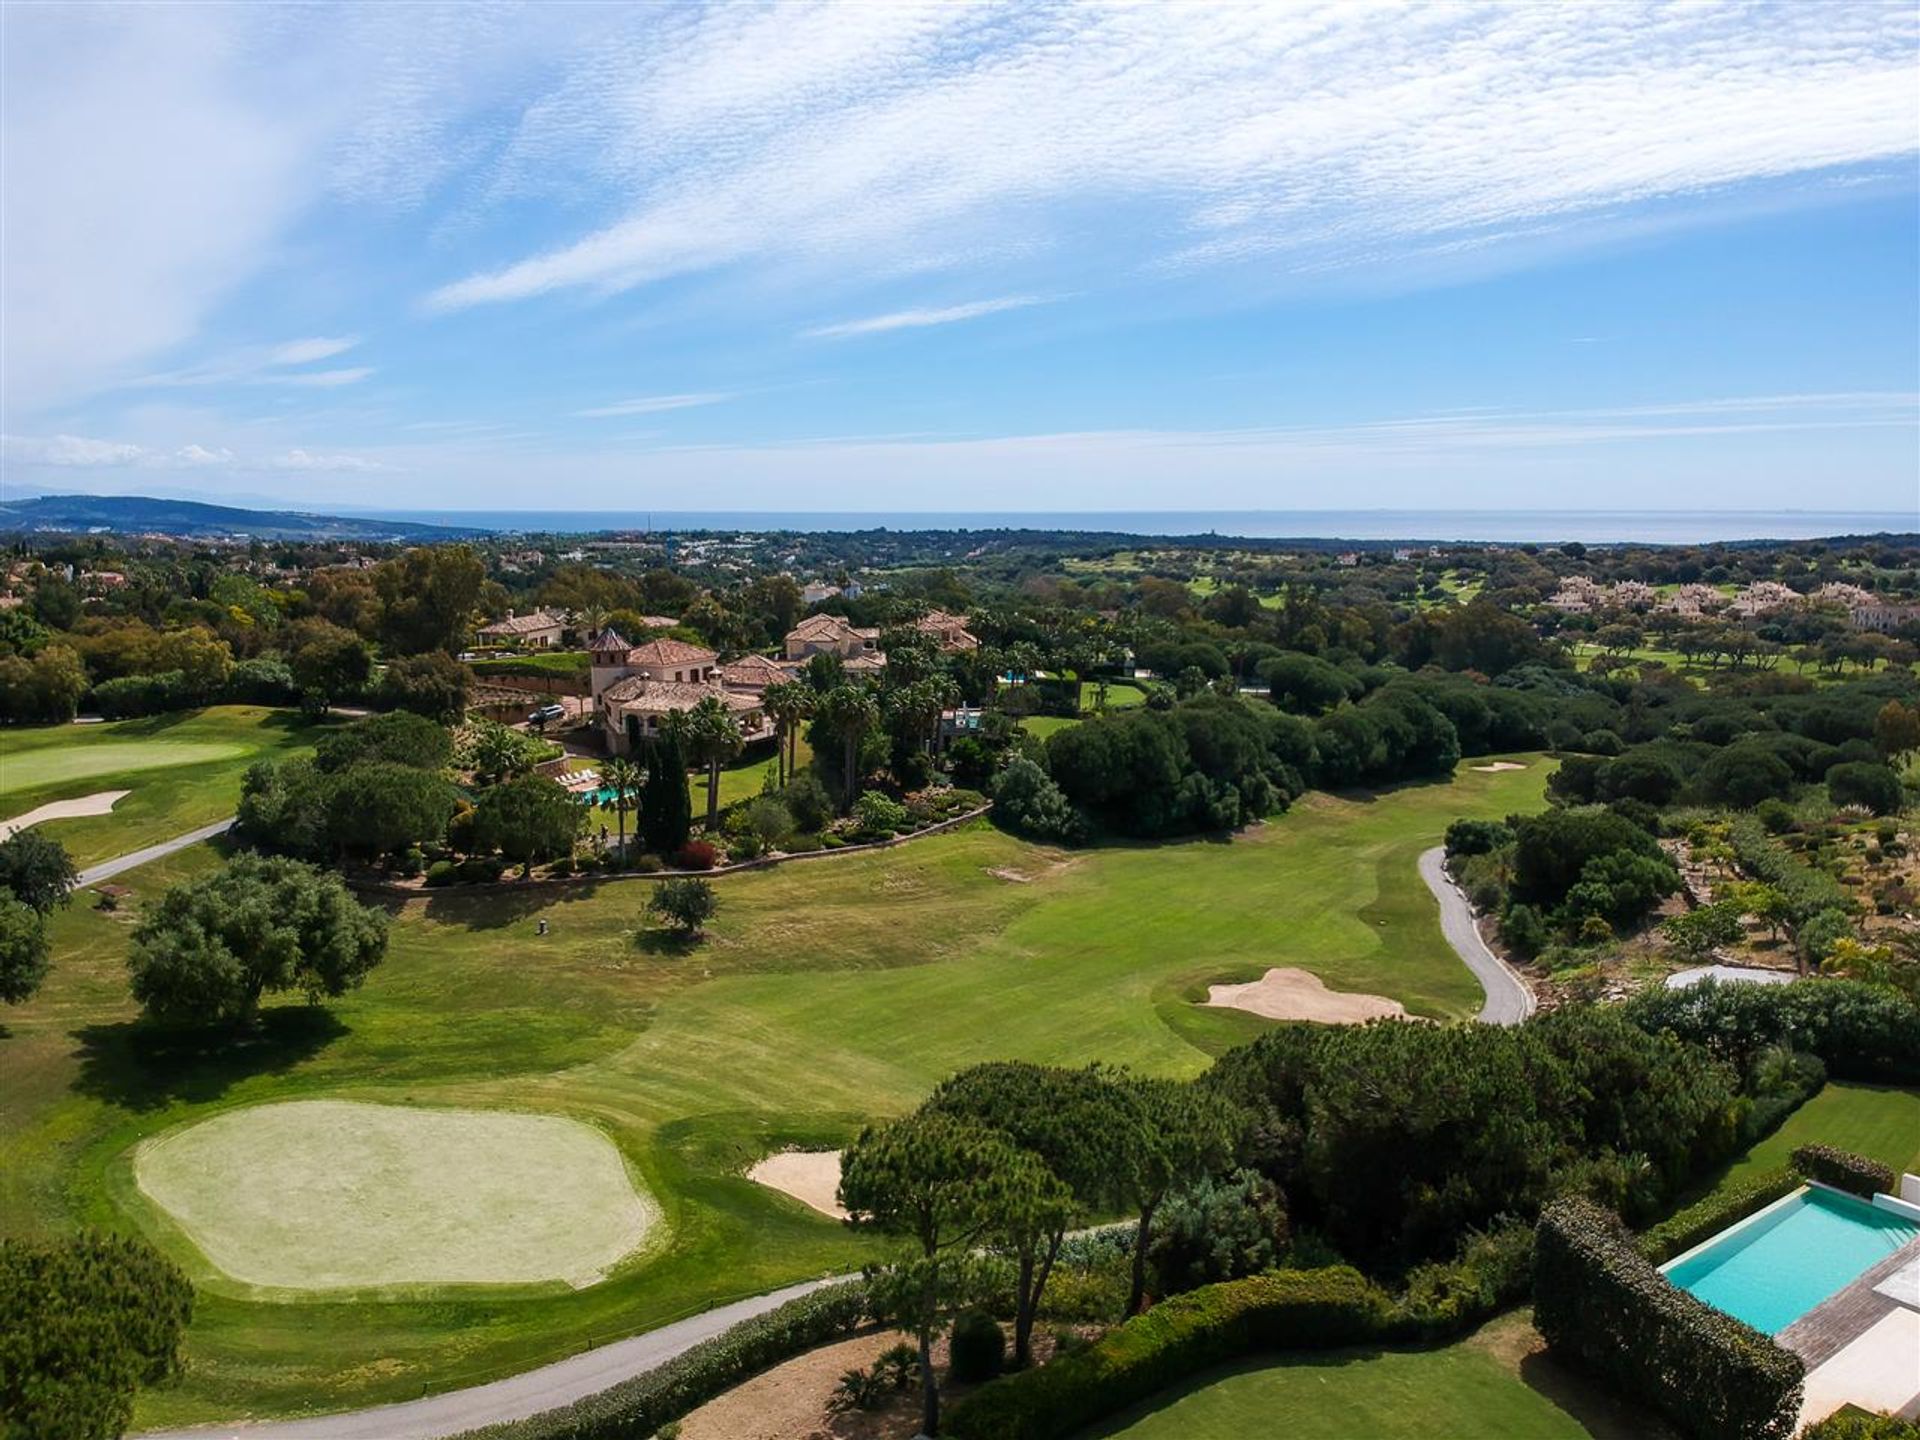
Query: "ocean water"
349 508 1917 544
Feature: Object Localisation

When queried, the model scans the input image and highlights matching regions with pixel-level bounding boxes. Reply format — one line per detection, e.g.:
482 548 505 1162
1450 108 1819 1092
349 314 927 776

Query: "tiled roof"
586 626 632 653
600 676 759 711
625 638 718 668
721 654 795 685
479 610 565 636
787 613 857 642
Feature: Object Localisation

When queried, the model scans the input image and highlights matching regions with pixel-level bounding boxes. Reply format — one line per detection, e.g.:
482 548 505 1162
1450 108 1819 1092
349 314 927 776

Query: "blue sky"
3 1 1917 515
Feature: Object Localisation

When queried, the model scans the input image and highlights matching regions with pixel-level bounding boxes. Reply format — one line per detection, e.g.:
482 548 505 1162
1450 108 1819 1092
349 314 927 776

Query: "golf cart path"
134 1276 844 1440
75 817 235 888
1417 846 1537 1026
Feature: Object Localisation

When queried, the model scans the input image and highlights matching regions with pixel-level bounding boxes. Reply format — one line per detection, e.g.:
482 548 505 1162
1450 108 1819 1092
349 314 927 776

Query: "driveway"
76 818 235 888
1417 846 1536 1025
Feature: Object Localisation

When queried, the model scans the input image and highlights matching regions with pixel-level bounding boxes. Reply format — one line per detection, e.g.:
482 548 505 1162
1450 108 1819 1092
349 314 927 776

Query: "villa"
587 629 771 753
476 609 568 649
912 610 981 652
783 613 887 673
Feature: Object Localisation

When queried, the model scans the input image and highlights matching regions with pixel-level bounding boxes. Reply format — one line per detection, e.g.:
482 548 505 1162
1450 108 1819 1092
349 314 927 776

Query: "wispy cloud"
573 392 731 418
803 295 1051 340
130 338 370 390
2 432 387 473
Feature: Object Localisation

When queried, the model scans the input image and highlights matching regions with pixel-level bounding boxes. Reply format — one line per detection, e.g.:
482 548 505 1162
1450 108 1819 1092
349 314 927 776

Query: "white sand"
1470 762 1528 773
748 1149 846 1220
0 789 130 840
1203 967 1407 1024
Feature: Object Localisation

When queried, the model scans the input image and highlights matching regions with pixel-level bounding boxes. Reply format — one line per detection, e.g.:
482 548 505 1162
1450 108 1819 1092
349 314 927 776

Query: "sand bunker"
749 1149 846 1220
1203 967 1407 1024
1471 761 1528 773
0 789 130 840
135 1099 655 1290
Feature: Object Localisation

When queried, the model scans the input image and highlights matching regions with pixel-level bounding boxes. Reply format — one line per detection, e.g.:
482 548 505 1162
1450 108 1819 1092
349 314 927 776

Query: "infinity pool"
1664 1186 1920 1335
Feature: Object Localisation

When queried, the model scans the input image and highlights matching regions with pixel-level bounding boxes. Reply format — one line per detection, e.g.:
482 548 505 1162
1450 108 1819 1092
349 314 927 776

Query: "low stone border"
348 804 994 899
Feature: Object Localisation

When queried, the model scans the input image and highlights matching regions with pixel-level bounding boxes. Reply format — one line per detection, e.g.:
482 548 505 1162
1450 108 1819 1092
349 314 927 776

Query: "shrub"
948 1310 1006 1384
632 854 666 874
1828 762 1905 816
649 878 718 936
671 840 719 871
1791 1144 1896 1198
1400 1222 1535 1337
852 790 909 836
1637 1167 1801 1265
1146 1169 1289 1296
1444 818 1511 858
424 860 456 888
1801 1411 1920 1440
992 758 1088 845
945 1267 1394 1440
780 773 834 833
457 1280 868 1440
1534 1197 1802 1440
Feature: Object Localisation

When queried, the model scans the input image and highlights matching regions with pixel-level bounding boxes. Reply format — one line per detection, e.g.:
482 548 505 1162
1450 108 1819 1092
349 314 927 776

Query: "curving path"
75 817 235 888
134 1277 845 1440
1417 846 1536 1026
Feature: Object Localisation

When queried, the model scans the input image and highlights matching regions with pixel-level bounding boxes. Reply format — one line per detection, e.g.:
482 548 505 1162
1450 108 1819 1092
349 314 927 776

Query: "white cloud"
427 2 1919 311
573 392 732 418
1 432 383 474
268 448 387 472
130 338 370 390
265 337 361 367
803 295 1050 339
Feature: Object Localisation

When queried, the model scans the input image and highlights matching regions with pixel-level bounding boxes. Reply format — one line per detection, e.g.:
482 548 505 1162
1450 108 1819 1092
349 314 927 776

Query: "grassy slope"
1 759 1545 1424
1084 1312 1660 1440
1680 1081 1920 1209
0 707 334 866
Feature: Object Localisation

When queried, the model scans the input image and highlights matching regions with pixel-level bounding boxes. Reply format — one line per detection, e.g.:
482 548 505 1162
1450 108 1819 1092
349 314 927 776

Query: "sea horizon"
340 507 1920 545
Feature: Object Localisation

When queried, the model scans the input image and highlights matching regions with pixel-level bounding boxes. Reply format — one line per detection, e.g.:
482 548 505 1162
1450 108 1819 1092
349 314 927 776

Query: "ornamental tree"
0 829 79 914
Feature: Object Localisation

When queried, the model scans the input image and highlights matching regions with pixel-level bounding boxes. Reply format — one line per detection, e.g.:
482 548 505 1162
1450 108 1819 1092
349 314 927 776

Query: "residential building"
476 609 567 649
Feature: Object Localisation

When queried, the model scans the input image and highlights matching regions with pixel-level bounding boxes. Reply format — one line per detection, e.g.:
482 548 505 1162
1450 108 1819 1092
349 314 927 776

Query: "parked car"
528 703 566 725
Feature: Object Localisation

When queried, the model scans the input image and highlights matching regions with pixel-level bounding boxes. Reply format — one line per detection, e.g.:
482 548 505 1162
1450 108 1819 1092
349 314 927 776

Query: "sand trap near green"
134 1099 656 1291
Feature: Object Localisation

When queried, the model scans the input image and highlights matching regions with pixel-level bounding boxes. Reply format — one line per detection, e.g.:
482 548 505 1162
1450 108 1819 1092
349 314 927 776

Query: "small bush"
1792 1143 1896 1198
397 846 426 878
1146 1169 1290 1296
672 840 719 871
1400 1222 1534 1337
1444 818 1511 858
424 860 456 888
782 834 824 854
948 1310 1006 1384
1801 1410 1920 1440
632 853 666 874
649 878 718 936
852 791 910 836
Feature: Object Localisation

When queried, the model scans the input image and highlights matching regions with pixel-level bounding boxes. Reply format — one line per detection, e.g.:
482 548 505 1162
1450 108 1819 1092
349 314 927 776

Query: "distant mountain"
0 493 490 542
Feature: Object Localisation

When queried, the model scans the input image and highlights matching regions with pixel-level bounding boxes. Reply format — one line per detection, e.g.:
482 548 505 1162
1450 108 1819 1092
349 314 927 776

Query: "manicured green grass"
1685 1081 1920 1208
470 651 590 679
1021 715 1082 740
1568 642 1911 689
0 707 334 866
0 758 1546 1424
1083 680 1148 709
687 737 812 813
1084 1313 1646 1439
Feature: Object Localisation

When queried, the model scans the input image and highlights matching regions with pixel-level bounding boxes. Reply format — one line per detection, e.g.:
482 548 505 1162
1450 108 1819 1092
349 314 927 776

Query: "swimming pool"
1663 1186 1920 1335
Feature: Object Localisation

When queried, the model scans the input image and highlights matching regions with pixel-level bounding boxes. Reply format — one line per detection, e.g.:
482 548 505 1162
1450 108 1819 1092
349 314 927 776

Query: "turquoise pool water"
1665 1187 1919 1335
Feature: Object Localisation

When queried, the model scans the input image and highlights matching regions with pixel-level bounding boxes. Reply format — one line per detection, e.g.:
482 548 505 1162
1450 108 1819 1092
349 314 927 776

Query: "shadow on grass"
1517 1348 1681 1440
635 928 704 958
71 1006 347 1111
418 880 608 930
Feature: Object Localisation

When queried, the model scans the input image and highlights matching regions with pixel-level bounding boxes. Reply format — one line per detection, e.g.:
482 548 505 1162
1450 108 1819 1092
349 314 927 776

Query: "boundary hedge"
944 1267 1396 1440
1637 1166 1800 1266
1792 1144 1897 1198
1536 1197 1802 1440
455 1280 868 1440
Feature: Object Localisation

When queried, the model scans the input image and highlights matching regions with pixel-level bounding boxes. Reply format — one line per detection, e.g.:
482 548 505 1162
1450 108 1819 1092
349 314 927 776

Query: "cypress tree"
641 732 692 855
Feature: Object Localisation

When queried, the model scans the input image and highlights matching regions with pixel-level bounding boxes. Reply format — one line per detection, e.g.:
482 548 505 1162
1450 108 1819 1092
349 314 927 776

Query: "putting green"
0 739 245 796
134 1099 656 1291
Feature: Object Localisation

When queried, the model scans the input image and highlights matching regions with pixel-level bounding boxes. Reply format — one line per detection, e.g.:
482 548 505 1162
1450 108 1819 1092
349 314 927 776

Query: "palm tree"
602 755 642 860
817 684 880 811
761 681 813 788
684 695 745 830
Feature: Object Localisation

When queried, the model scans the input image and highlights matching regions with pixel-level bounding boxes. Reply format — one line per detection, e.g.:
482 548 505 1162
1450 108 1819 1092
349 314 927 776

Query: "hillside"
0 492 486 542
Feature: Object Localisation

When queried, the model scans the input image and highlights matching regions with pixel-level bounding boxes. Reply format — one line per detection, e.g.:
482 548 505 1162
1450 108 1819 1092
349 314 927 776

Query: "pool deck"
1786 1235 1920 1427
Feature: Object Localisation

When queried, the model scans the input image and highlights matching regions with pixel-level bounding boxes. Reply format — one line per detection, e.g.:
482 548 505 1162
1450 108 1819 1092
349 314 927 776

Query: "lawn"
0 706 334 866
688 736 811 813
1568 642 1910 689
1679 1081 1920 1211
1083 1312 1659 1440
0 757 1546 1425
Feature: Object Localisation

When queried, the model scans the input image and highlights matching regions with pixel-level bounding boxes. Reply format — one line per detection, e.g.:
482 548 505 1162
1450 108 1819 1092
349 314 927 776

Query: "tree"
0 895 51 1005
1828 761 1905 816
684 695 745 830
991 757 1086 845
648 877 718 937
472 775 580 875
287 619 373 709
373 545 486 654
0 829 79 914
0 1229 193 1440
640 731 693 855
1661 900 1746 958
325 763 460 860
760 681 813 788
817 684 881 811
840 1111 1069 1435
314 710 453 773
1108 1076 1240 1314
1258 652 1358 715
127 856 388 1025
1874 700 1920 762
1146 1169 1291 1296
602 755 643 859
377 651 472 723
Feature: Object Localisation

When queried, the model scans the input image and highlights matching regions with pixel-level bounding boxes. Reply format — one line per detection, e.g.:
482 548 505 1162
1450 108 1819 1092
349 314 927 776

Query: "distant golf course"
0 706 332 866
5 745 1548 1427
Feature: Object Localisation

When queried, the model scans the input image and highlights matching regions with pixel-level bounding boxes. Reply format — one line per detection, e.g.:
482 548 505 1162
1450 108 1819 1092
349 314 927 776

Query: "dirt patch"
749 1150 847 1220
679 1330 905 1440
0 789 130 839
1202 967 1406 1024
1471 761 1528 773
987 867 1033 883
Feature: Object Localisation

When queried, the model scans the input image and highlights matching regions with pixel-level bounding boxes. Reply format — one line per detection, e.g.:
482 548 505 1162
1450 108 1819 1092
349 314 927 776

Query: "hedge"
454 1280 868 1440
1637 1166 1800 1266
1536 1197 1802 1440
1792 1144 1897 1198
1801 1410 1920 1440
944 1267 1396 1440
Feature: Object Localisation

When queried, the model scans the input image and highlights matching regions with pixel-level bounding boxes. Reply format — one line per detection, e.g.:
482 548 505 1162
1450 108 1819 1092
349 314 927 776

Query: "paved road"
135 1277 846 1440
76 817 235 888
1417 845 1537 1026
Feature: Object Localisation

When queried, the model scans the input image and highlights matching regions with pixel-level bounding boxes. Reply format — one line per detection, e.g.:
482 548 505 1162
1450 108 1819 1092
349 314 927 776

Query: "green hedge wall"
1801 1409 1920 1440
1637 1166 1801 1266
454 1280 868 1440
944 1267 1396 1440
1536 1197 1802 1440
1792 1144 1897 1198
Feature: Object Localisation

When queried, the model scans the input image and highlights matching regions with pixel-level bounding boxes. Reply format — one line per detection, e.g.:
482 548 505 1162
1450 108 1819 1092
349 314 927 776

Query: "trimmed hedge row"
944 1267 1396 1440
1802 1410 1920 1440
1536 1197 1802 1440
1793 1144 1897 1198
1637 1166 1800 1266
455 1280 868 1440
